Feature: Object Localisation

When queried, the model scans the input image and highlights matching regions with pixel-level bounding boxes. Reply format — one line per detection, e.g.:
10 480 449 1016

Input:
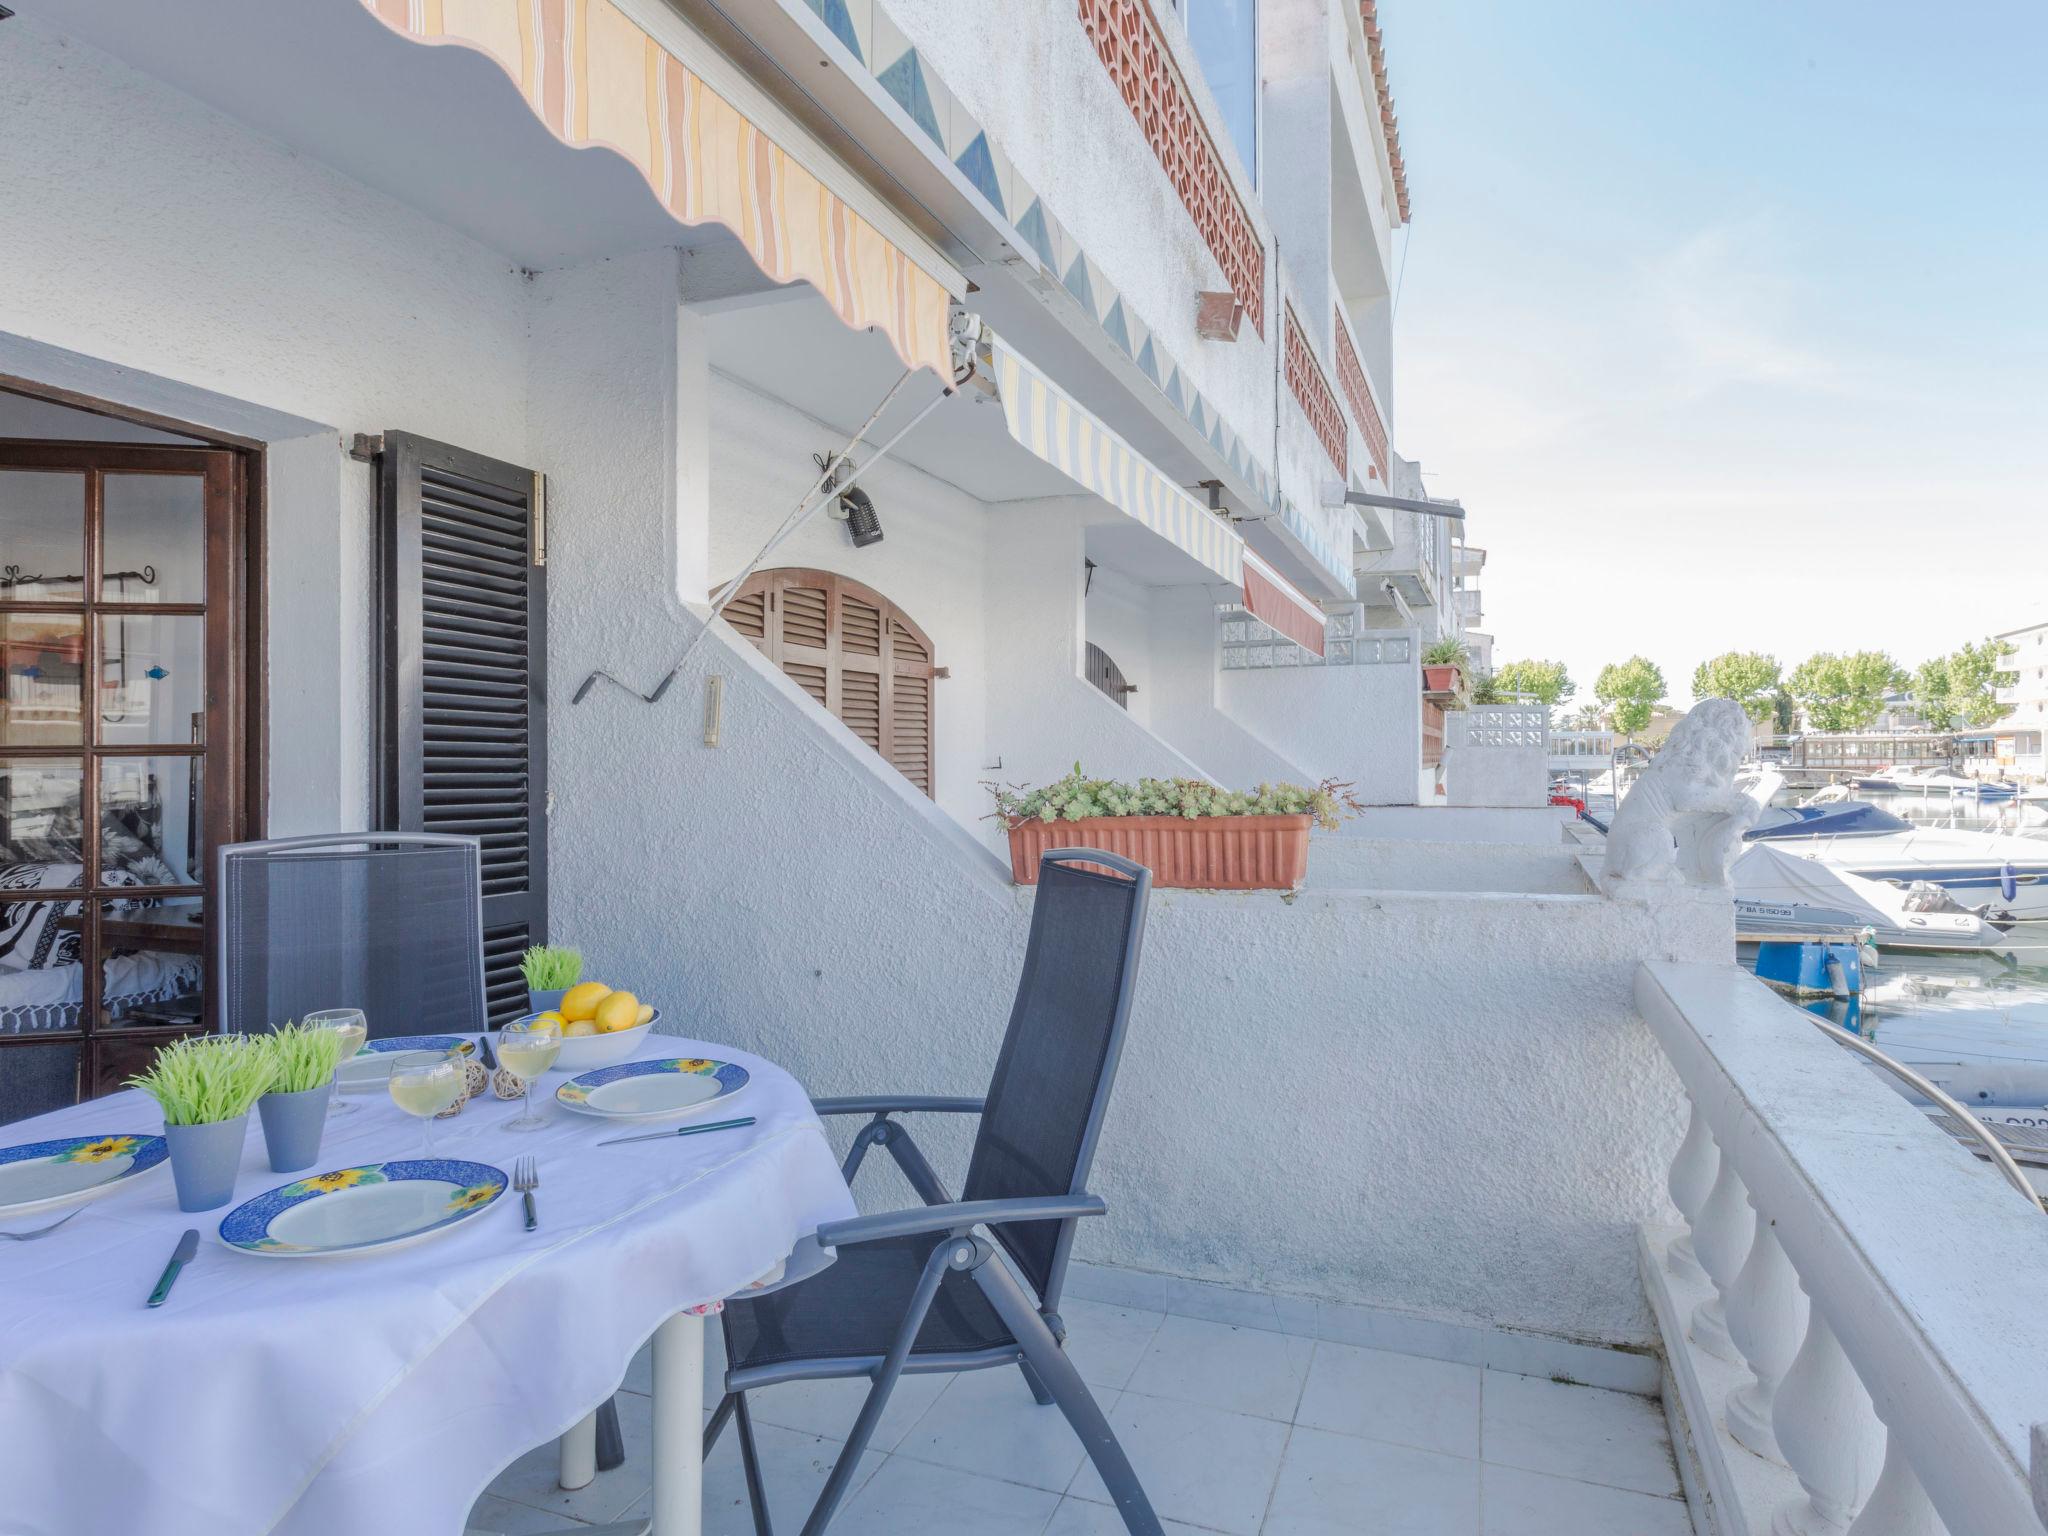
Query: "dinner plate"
555 1057 750 1121
218 1159 508 1257
0 1133 167 1218
333 1035 475 1091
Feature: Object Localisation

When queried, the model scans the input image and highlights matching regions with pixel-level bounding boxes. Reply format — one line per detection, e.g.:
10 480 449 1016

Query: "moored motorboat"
1745 801 2048 920
1732 843 2010 952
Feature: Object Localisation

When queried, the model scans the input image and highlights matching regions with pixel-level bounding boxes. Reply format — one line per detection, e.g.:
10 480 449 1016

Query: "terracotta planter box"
1422 664 1463 696
1005 814 1312 890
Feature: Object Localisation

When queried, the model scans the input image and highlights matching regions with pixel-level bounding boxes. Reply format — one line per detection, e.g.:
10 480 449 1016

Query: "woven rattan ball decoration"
463 1058 490 1098
491 1066 526 1100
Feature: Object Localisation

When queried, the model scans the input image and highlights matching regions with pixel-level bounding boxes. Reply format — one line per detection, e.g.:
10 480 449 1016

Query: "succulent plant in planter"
986 766 1362 889
127 1036 276 1211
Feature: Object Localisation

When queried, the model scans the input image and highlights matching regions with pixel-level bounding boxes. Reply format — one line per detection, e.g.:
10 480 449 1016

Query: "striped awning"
1243 549 1327 658
988 335 1244 585
986 334 1326 654
360 0 953 379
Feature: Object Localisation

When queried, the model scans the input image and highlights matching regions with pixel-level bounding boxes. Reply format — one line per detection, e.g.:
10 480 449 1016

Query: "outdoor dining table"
0 1031 855 1536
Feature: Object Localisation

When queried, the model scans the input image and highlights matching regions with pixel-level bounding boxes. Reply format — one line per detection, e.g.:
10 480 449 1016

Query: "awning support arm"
1320 485 1467 520
572 368 951 704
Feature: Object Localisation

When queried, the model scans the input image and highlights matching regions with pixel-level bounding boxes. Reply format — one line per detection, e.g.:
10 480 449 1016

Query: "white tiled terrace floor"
470 1299 1690 1536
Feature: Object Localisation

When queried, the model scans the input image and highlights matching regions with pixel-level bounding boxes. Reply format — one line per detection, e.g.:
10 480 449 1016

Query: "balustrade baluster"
1667 1101 1716 1283
1725 1206 1808 1464
1844 1436 1947 1536
1773 1307 1885 1536
1689 1154 1753 1362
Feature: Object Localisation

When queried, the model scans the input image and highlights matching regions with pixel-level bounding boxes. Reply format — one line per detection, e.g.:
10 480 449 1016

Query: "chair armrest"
817 1194 1106 1249
811 1095 986 1118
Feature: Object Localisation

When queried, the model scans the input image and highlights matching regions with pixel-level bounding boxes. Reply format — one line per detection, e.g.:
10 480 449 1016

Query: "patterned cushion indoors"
0 864 85 972
0 865 163 971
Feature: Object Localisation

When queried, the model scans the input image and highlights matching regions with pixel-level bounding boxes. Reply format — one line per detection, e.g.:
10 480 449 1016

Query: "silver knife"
147 1228 199 1308
598 1115 757 1147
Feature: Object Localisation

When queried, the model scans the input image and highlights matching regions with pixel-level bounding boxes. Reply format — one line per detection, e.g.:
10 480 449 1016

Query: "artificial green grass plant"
260 1021 349 1095
521 944 583 990
127 1037 275 1126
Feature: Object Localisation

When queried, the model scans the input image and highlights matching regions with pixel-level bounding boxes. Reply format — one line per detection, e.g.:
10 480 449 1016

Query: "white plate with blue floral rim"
333 1035 476 1092
555 1057 751 1121
217 1159 508 1258
0 1133 168 1217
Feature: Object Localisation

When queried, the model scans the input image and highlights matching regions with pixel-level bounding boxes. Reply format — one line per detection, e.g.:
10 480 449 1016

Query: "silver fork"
0 1208 83 1242
514 1156 538 1232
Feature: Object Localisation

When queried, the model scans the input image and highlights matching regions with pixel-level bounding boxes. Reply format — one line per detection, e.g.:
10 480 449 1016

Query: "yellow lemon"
560 982 611 1023
635 1003 655 1026
563 1019 597 1038
594 990 640 1034
533 1011 566 1032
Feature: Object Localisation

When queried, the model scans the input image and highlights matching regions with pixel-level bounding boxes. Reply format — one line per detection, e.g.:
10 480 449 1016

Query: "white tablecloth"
0 1034 854 1536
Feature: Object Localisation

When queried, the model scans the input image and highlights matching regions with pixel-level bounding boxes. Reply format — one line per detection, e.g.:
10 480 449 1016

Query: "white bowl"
498 1009 660 1072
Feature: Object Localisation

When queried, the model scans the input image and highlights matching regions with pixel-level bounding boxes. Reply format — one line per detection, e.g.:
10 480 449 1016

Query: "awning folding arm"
570 311 986 706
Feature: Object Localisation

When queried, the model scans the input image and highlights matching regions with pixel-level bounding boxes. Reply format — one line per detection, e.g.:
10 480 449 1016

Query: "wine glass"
388 1054 466 1154
498 1017 563 1133
306 1007 369 1118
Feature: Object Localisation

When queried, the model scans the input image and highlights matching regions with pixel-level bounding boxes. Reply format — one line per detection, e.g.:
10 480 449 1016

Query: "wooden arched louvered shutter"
1085 642 1134 709
721 568 937 797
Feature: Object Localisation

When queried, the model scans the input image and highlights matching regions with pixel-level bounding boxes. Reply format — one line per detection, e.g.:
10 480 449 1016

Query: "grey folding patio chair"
704 847 1161 1536
216 832 487 1039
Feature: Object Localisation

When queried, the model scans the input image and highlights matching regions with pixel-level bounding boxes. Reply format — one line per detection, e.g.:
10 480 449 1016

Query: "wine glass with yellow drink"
306 1007 369 1118
499 1016 564 1132
388 1054 466 1154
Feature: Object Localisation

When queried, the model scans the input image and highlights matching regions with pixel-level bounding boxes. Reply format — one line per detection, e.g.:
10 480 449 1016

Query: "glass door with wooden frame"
0 441 250 1107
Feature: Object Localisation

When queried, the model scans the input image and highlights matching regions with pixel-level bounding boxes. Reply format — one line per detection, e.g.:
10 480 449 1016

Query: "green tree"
1947 638 2018 727
1491 659 1575 706
1595 656 1667 739
1691 651 1782 724
1912 655 1956 730
1788 651 1907 733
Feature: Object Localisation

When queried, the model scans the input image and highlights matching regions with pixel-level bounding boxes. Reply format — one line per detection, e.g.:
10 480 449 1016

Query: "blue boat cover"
1746 803 1914 841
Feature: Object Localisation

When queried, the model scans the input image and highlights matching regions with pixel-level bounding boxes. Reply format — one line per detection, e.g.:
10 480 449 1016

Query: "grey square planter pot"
164 1115 251 1212
528 988 567 1017
256 1081 334 1173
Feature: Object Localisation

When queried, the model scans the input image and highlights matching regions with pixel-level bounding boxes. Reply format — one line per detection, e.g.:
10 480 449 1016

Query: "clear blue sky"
1384 1 2048 708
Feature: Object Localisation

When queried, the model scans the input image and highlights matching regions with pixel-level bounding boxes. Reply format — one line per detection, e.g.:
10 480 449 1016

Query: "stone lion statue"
1601 699 1758 889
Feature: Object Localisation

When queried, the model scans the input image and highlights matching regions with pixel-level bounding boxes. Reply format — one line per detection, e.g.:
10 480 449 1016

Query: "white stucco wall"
1 18 533 837
1219 633 1424 803
702 369 996 834
981 501 1214 846
885 0 1275 475
1144 587 1313 789
1082 564 1156 730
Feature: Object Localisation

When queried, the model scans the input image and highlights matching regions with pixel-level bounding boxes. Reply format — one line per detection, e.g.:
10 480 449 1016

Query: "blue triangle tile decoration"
1136 336 1159 383
953 132 1005 219
878 49 944 149
1164 368 1184 412
1015 199 1058 271
1210 417 1227 452
1062 253 1096 315
805 0 864 64
1103 298 1133 357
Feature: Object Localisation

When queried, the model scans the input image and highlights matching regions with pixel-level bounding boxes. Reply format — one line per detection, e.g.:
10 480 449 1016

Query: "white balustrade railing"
1637 961 2048 1536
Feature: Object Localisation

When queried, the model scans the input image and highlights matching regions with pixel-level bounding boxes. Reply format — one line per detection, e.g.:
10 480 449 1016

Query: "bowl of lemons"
507 981 659 1071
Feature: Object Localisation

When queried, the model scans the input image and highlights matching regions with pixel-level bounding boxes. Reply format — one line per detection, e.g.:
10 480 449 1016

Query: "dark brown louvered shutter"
376 433 546 1026
1085 641 1133 710
719 567 936 798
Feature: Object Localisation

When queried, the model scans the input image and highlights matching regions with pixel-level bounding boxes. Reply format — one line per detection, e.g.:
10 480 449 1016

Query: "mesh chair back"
217 835 485 1040
961 848 1151 1303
